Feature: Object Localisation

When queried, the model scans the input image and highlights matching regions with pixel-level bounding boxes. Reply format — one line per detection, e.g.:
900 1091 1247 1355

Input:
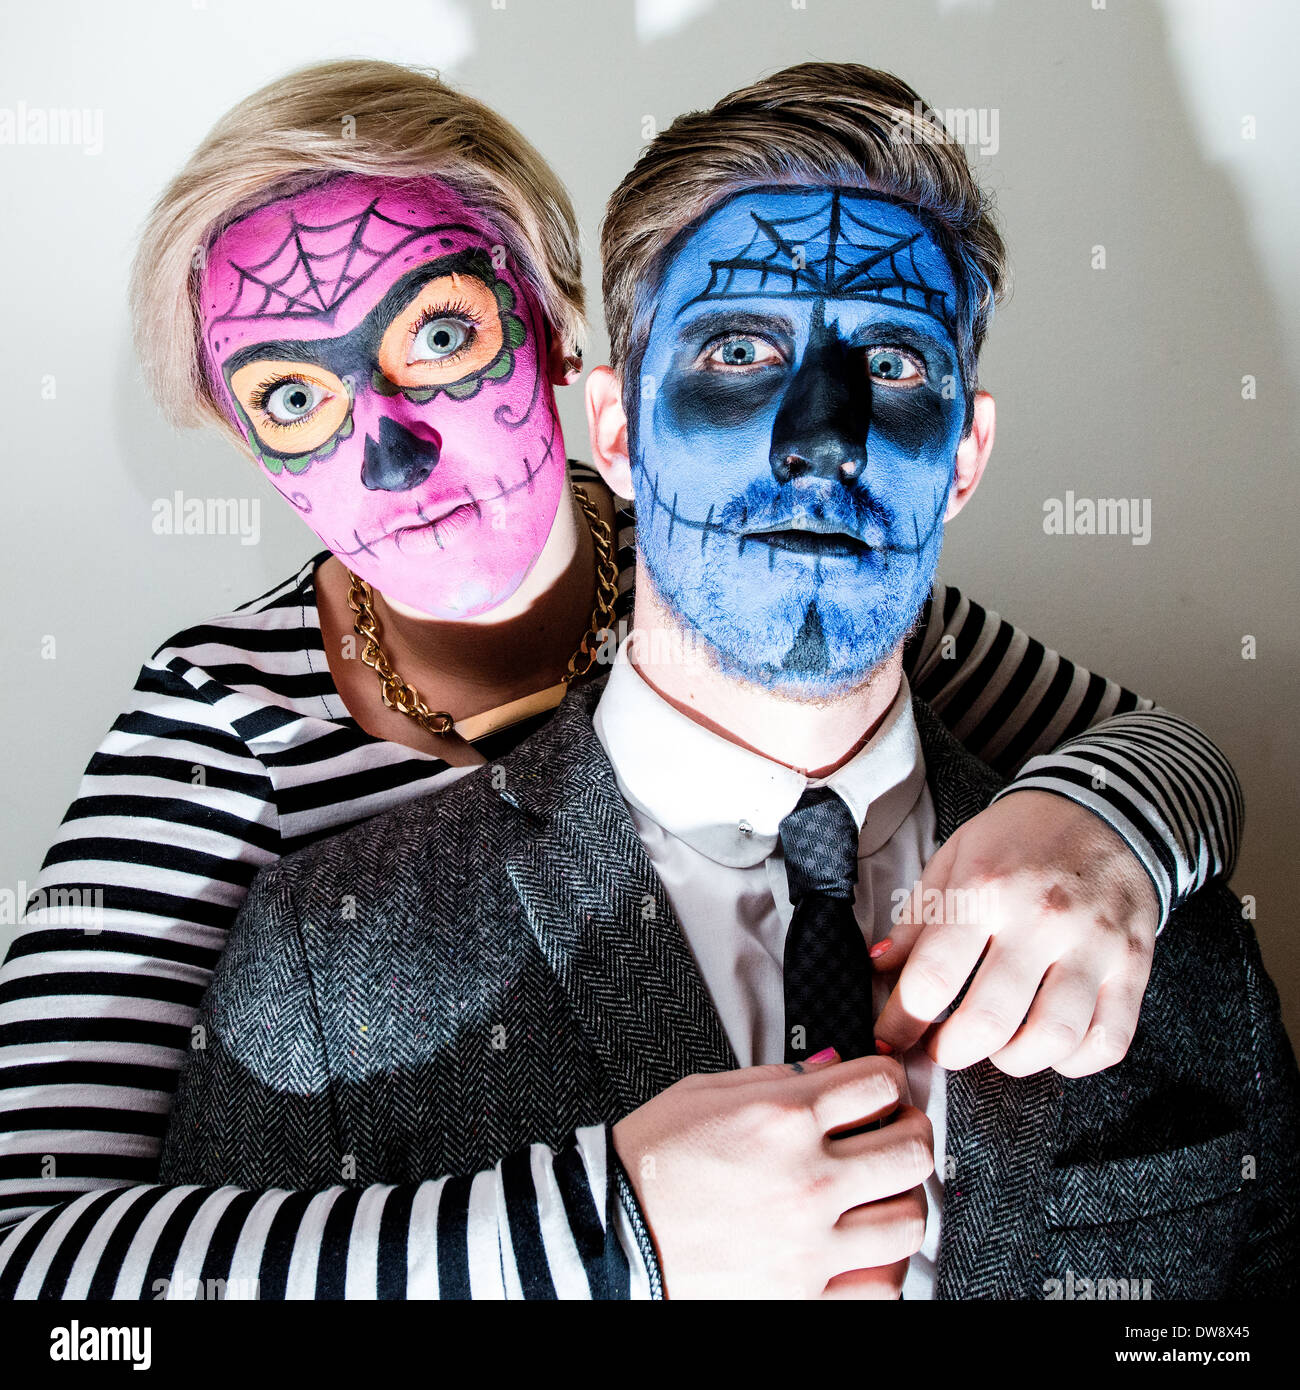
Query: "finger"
873 913 994 1056
871 979 934 1060
926 932 1059 1070
988 955 1106 1077
832 1188 928 1268
804 1054 907 1136
820 1260 909 1300
826 1104 934 1207
689 1048 843 1093
1052 964 1149 1077
871 835 960 972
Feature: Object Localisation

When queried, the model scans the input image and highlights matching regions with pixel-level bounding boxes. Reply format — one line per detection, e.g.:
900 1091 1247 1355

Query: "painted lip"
391 500 484 554
335 497 484 557
741 525 873 559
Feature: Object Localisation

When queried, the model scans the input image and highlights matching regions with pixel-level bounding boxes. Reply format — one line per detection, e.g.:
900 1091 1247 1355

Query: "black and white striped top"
0 488 1242 1299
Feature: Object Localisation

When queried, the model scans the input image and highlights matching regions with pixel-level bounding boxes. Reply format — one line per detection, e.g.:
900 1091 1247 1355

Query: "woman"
0 59 1240 1299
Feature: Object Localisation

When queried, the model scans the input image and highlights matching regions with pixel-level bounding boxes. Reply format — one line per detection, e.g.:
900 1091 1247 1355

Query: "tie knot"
778 787 860 903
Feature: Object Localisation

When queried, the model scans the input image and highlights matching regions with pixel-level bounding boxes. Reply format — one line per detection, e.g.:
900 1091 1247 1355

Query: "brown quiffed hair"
601 62 1008 426
132 59 584 446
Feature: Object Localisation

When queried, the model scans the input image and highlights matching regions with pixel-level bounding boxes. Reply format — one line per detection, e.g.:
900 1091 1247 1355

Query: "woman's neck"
315 481 610 758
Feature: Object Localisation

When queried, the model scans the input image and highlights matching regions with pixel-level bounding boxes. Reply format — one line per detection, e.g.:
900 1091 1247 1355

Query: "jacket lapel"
913 701 1064 1298
499 682 738 1118
496 686 1062 1293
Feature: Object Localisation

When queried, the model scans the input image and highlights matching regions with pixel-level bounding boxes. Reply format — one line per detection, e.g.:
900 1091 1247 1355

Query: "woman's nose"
360 415 442 492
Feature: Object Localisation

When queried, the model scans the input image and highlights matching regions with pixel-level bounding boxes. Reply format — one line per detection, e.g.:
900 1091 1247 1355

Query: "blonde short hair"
131 59 583 443
601 62 1008 426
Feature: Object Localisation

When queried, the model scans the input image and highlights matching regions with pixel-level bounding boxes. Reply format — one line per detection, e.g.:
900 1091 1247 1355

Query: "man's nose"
769 330 871 486
360 414 442 492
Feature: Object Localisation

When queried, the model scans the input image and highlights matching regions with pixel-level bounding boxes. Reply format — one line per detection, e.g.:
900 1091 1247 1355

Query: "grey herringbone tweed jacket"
160 681 1300 1299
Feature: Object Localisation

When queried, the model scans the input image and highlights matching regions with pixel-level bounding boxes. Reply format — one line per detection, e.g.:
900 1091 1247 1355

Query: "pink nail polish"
805 1046 840 1066
869 938 893 960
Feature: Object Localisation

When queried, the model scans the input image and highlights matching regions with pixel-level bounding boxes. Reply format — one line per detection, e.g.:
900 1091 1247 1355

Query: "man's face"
629 187 967 694
201 173 564 618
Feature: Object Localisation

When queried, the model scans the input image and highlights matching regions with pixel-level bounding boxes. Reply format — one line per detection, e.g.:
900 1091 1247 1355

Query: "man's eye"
262 379 327 424
867 347 926 386
702 335 783 370
411 316 471 364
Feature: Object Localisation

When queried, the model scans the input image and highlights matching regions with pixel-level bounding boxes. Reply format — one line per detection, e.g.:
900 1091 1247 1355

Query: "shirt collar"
592 642 926 868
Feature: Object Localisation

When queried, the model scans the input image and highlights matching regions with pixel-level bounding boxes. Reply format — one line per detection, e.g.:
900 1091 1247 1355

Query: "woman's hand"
871 790 1159 1077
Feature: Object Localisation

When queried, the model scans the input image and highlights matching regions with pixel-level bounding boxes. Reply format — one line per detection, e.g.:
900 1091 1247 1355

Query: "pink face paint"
201 173 566 618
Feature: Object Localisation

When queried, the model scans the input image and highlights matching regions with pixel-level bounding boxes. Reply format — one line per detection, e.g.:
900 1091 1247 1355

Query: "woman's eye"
867 347 925 386
704 336 782 370
411 317 471 363
263 379 326 424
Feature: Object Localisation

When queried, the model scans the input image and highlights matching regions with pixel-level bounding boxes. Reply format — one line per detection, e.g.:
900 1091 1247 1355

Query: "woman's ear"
546 331 583 387
945 389 995 522
585 365 634 499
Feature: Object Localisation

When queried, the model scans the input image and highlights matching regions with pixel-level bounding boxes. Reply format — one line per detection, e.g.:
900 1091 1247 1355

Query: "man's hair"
131 59 584 445
601 62 1008 426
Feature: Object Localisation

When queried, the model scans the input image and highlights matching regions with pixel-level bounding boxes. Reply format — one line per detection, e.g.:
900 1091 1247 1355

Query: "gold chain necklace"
345 480 619 744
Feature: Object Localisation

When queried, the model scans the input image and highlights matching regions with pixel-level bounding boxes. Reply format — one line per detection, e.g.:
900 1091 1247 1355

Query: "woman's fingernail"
874 1038 894 1055
805 1046 840 1067
869 938 893 960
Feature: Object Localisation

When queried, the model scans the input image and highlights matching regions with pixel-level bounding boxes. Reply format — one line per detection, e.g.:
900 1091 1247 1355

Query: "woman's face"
200 173 566 618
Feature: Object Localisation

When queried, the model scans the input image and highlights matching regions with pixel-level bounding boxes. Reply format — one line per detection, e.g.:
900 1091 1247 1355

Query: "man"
156 63 1299 1299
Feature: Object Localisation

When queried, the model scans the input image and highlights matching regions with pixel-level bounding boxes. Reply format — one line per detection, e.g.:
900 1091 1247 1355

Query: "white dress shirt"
593 644 947 1298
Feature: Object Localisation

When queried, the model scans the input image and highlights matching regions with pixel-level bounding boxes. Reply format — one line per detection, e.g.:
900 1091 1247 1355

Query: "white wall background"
2 0 1297 1037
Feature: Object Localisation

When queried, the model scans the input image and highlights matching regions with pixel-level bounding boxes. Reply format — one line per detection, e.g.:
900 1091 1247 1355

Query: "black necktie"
780 787 877 1064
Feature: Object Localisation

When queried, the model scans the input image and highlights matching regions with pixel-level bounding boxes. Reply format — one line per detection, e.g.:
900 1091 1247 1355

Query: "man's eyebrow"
669 305 797 339
220 250 494 378
843 316 957 362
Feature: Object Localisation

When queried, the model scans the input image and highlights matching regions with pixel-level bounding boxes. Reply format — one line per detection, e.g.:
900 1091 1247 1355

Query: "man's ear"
585 364 634 499
945 389 995 522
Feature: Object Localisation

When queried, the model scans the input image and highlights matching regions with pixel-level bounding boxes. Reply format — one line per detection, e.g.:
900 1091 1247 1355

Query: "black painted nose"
769 323 871 486
361 416 441 492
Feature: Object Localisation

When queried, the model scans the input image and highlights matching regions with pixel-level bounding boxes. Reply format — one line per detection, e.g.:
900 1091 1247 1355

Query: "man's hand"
612 1052 932 1299
872 789 1159 1077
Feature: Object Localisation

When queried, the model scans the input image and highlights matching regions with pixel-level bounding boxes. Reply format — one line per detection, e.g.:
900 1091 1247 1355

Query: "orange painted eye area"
378 273 504 388
230 360 350 455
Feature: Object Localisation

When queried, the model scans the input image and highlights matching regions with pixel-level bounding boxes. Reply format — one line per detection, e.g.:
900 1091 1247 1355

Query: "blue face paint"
628 187 967 695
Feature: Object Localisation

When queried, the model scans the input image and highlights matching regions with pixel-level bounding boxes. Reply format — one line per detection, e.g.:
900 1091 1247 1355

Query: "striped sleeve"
905 582 1243 924
0 631 657 1297
0 653 281 1233
0 1125 649 1300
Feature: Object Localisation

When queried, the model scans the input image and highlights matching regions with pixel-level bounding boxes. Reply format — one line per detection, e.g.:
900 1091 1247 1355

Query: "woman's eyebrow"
222 338 333 377
221 253 496 380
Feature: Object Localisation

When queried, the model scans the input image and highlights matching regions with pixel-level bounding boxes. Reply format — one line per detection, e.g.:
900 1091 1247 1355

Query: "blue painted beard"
627 187 968 697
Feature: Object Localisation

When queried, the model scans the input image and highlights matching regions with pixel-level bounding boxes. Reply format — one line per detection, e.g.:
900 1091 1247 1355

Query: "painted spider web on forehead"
212 198 460 323
689 191 955 330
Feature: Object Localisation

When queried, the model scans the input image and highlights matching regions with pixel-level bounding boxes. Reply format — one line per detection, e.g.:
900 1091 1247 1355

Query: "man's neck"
626 560 904 779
